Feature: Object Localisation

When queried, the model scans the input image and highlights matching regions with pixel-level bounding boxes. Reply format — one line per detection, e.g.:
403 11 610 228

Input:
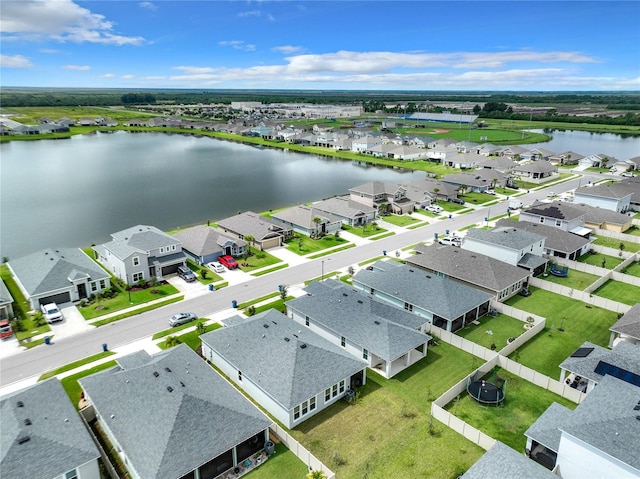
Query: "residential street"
0 176 586 389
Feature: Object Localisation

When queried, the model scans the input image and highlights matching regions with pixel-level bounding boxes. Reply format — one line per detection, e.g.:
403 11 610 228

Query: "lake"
526 129 639 160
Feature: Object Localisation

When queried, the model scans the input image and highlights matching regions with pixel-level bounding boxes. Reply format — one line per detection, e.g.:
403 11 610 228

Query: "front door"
77 283 87 299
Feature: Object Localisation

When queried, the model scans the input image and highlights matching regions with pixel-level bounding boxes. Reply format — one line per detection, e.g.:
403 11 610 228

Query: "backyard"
457 313 527 351
504 287 618 378
577 251 624 270
592 236 640 253
622 261 640 278
539 269 600 290
290 342 484 479
592 280 640 306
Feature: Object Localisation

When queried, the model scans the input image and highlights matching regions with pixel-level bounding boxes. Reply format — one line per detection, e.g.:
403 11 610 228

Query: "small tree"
307 471 327 479
279 284 288 302
200 268 207 280
165 335 181 348
245 234 255 253
195 321 206 336
347 266 355 276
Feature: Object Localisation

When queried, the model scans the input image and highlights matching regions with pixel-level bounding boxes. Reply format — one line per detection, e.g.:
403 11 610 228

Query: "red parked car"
218 255 239 269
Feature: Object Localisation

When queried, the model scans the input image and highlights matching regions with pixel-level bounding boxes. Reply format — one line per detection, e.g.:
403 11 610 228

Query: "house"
548 150 584 166
0 280 15 320
352 260 492 333
462 226 548 276
570 202 633 233
0 378 101 479
9 248 111 310
286 280 431 378
512 161 557 180
386 144 429 161
201 310 367 428
578 153 614 169
441 152 486 169
404 178 459 203
217 211 293 250
496 219 591 261
520 201 591 235
172 225 247 265
558 341 640 395
407 244 532 302
627 156 640 171
475 143 502 157
617 177 640 211
79 344 273 479
499 145 532 161
530 147 556 161
272 205 343 237
311 195 377 226
525 375 640 476
442 170 506 193
476 156 517 173
94 225 186 285
461 442 558 479
609 303 640 347
351 135 383 153
425 144 458 161
574 183 633 213
348 181 415 214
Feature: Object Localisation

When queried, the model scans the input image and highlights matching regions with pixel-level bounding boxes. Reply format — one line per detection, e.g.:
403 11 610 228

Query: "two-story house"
93 224 187 284
574 184 633 213
520 201 591 236
349 181 415 214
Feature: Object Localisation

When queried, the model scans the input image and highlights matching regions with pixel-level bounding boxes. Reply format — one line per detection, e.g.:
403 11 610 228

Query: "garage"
38 292 71 306
161 264 181 276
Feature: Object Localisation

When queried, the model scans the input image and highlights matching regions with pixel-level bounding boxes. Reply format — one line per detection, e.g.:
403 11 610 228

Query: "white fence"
594 228 640 244
270 424 335 479
591 243 634 259
529 277 631 314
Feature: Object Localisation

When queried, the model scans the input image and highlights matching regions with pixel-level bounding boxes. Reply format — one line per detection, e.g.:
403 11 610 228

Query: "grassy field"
380 214 422 227
290 342 484 479
342 223 388 238
457 313 527 351
3 106 155 124
592 280 640 306
237 248 283 272
592 236 640 253
577 251 624 269
540 269 600 290
622 261 640 278
244 443 309 479
39 351 116 381
504 287 618 378
286 233 349 255
78 282 179 319
447 368 576 451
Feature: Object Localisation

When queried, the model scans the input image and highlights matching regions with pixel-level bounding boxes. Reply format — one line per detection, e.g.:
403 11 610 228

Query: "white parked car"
426 204 443 213
438 237 461 247
40 302 64 323
207 261 225 273
621 172 635 177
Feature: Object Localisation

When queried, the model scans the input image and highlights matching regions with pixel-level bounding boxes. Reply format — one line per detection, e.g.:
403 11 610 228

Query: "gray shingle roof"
8 248 110 296
409 244 531 293
172 225 246 256
461 441 558 479
1 379 100 479
112 225 180 249
522 201 586 222
570 202 633 227
286 281 430 361
495 219 590 255
352 260 492 320
201 310 367 408
466 226 545 250
217 211 291 242
610 303 640 341
0 280 14 305
312 195 376 219
559 341 640 383
514 161 556 173
524 402 573 453
575 184 634 200
272 205 342 229
79 344 272 479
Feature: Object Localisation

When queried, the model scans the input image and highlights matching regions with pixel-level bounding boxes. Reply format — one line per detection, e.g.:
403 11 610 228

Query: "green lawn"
186 259 220 284
342 224 388 238
504 287 618 378
238 248 283 272
457 313 527 351
290 342 484 479
622 261 640 278
461 192 495 205
380 214 421 227
61 361 119 410
11 314 52 342
78 282 179 319
592 236 640 253
39 351 116 380
436 200 466 213
447 368 576 451
577 251 624 269
623 226 640 237
158 322 222 350
285 233 349 255
244 443 309 479
592 280 640 306
540 269 600 290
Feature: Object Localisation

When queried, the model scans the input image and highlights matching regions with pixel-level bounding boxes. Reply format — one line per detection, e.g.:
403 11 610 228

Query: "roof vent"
426 275 431 279
271 320 278 325
374 320 380 325
17 436 30 445
180 382 185 387
153 371 159 377
17 401 24 408
343 293 348 297
24 419 32 426
284 337 290 342
167 386 173 393
263 324 269 328
409 269 414 273
165 367 172 373
300 343 307 349
293 334 298 338
357 300 363 304
634 405 640 411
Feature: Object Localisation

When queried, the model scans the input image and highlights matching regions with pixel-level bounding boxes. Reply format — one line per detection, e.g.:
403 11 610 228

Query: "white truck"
508 199 523 210
40 302 64 323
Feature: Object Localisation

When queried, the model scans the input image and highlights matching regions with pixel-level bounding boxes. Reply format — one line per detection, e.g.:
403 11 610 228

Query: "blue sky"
1 1 639 91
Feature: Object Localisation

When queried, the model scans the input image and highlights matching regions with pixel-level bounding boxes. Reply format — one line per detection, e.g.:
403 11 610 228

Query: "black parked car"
177 265 197 282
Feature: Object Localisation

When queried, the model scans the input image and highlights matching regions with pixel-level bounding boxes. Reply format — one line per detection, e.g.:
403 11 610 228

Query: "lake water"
0 132 418 258
2 129 639 259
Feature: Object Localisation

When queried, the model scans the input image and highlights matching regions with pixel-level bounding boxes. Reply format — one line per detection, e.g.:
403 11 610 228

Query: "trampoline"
549 264 568 277
467 371 506 406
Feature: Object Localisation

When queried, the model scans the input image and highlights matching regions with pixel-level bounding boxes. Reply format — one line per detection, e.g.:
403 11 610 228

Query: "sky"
1 0 639 91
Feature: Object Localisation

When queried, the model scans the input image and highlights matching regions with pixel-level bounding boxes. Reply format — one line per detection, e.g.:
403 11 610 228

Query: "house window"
172 245 176 251
332 384 338 397
363 349 369 360
160 247 164 253
404 302 413 312
310 396 316 411
91 282 97 292
556 219 562 227
133 256 140 266
99 279 106 289
294 405 300 420
132 272 144 283
339 380 345 394
341 336 346 347
370 288 375 294
325 388 331 402
539 217 544 224
238 371 243 382
305 316 310 327
302 400 308 415
65 470 78 479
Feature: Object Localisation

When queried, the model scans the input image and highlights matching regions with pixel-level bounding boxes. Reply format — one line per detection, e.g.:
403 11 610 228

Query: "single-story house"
94 225 186 285
462 226 548 276
312 196 377 226
9 248 111 309
286 280 431 378
442 152 486 169
548 150 584 166
0 280 15 320
558 341 640 395
352 260 492 333
570 202 633 233
499 145 532 161
404 178 459 203
520 201 590 235
474 143 502 157
476 156 517 173
1 378 101 479
525 375 640 476
201 310 367 429
442 170 506 193
512 161 557 180
461 441 558 479
272 205 343 237
578 153 613 169
79 344 273 479
574 184 633 213
495 219 592 261
217 211 293 250
609 303 640 347
172 224 247 265
407 244 532 302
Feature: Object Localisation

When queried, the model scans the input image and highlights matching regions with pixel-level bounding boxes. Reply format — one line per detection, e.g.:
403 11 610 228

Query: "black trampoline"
467 371 506 406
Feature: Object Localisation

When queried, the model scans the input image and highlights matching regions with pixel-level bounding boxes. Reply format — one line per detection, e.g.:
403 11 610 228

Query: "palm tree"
307 471 327 479
165 335 181 348
312 217 322 239
244 234 255 255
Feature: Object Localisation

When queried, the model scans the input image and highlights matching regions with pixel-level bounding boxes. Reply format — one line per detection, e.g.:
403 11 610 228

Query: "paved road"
0 176 587 387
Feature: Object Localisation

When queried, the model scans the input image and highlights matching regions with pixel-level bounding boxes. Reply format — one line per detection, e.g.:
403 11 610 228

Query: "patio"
216 451 268 479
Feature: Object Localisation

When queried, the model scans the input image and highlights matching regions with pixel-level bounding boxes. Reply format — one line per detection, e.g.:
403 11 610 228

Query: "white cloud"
63 64 90 71
39 48 64 54
139 2 157 11
272 45 304 54
100 73 116 78
0 0 145 45
0 54 33 68
121 74 135 79
173 66 215 74
218 40 256 51
238 10 261 17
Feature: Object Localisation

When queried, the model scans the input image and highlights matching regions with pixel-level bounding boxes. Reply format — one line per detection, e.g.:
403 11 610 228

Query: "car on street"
177 265 197 282
40 302 64 323
621 172 635 177
438 237 461 247
207 261 225 273
218 255 239 270
169 312 197 327
546 191 556 198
